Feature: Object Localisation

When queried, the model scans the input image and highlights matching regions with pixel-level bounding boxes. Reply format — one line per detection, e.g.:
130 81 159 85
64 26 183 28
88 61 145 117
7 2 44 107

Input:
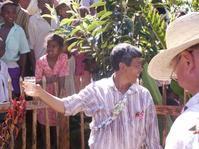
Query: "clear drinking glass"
24 76 36 84
23 76 36 94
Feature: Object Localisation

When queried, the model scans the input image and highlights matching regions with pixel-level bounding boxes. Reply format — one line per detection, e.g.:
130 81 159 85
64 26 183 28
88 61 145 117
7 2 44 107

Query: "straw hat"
148 12 199 81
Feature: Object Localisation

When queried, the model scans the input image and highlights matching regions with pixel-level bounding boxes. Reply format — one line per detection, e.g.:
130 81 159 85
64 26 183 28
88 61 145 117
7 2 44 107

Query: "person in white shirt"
0 60 10 103
28 0 58 71
148 12 199 149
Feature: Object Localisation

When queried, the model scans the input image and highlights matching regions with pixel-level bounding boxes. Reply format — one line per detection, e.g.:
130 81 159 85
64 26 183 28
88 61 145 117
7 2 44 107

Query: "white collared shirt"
165 92 199 149
63 75 162 149
28 11 58 60
0 60 10 102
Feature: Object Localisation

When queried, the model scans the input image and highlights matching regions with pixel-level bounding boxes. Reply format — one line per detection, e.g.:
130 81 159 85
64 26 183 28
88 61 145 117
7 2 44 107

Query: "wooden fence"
0 79 184 148
0 100 183 149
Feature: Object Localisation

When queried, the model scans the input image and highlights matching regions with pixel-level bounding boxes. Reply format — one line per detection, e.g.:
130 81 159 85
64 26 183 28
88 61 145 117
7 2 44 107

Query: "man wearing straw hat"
148 12 199 149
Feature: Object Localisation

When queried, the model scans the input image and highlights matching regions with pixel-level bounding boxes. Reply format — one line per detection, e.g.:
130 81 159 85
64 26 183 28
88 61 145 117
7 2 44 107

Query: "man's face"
57 4 70 18
123 58 143 83
1 5 17 24
171 48 199 93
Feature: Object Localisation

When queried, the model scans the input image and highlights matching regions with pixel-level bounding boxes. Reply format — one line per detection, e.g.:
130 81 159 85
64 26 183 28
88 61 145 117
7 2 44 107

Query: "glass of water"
24 76 36 84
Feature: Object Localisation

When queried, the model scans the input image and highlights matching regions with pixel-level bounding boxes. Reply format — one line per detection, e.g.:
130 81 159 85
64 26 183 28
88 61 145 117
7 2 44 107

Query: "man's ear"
181 51 194 70
118 62 126 71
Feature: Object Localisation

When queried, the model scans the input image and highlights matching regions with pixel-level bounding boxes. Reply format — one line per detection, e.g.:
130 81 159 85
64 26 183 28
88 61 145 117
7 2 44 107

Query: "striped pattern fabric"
63 75 162 149
16 6 29 39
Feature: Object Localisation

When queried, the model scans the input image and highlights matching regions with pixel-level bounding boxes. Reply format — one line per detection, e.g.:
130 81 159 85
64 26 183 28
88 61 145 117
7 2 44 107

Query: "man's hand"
23 82 42 97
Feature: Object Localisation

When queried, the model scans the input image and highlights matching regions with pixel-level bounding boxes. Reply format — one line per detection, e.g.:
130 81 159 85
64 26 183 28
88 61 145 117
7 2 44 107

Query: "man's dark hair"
110 43 142 71
46 34 64 48
1 0 17 12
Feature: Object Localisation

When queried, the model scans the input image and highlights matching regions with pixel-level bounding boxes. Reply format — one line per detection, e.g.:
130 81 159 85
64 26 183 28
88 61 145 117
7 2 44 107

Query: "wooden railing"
0 100 183 149
0 78 184 148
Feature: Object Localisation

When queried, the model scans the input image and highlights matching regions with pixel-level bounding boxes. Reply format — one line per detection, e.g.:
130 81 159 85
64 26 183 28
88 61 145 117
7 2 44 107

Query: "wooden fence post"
32 99 37 149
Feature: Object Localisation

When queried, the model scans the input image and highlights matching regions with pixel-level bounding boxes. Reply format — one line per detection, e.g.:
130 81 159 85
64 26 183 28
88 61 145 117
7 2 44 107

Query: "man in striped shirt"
23 43 162 149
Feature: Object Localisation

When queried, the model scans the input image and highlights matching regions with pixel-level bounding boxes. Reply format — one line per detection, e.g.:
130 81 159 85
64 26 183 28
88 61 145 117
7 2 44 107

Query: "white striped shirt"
63 75 162 149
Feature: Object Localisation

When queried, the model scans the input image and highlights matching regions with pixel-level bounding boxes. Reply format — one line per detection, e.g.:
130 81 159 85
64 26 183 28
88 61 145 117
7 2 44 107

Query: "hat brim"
148 35 199 81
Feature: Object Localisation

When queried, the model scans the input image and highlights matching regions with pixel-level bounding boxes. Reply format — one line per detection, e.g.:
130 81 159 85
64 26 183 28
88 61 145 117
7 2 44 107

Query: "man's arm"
23 82 96 115
37 85 65 114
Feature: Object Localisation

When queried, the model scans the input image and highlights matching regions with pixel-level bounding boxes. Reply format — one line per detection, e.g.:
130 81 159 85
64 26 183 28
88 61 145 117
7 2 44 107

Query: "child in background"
0 1 30 98
55 1 71 21
35 34 68 149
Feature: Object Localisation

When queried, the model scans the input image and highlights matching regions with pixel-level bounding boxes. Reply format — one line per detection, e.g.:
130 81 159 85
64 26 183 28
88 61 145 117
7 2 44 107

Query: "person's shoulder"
59 53 68 59
29 13 40 22
88 77 111 89
134 84 150 94
166 111 199 148
171 110 199 132
38 54 47 62
13 23 24 32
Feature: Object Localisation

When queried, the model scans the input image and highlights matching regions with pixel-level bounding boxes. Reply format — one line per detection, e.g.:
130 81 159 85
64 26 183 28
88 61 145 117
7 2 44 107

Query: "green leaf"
170 80 184 102
91 27 104 36
41 14 56 20
60 18 74 26
68 40 79 51
141 4 166 49
141 63 163 104
87 20 106 32
83 21 88 29
90 1 106 8
97 10 107 18
70 26 84 36
100 11 112 20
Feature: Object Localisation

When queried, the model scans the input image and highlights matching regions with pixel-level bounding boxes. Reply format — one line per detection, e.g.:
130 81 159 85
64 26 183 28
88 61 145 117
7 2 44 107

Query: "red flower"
0 96 26 147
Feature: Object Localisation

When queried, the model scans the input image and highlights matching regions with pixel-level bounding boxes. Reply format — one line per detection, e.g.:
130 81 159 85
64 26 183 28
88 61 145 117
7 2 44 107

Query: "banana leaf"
170 80 184 103
141 63 163 105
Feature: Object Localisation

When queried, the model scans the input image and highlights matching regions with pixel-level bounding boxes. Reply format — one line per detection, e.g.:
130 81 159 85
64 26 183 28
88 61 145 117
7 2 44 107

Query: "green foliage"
142 4 166 49
142 63 163 104
192 0 199 11
131 3 167 63
53 0 134 78
170 80 184 102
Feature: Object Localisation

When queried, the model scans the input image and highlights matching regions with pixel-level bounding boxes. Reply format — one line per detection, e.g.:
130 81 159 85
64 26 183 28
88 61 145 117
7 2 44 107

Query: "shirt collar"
185 92 199 108
107 73 138 95
1 23 18 30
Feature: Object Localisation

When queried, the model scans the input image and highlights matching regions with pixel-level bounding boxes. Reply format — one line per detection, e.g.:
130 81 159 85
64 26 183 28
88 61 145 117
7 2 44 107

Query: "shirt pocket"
129 110 146 136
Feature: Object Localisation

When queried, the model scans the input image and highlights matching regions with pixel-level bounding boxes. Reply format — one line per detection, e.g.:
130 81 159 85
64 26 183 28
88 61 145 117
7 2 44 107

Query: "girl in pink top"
35 34 68 148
